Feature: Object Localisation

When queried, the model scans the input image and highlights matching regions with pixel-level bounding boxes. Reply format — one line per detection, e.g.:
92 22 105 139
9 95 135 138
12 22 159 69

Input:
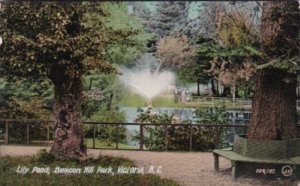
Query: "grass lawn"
84 138 137 150
121 93 148 107
0 150 180 186
121 93 251 110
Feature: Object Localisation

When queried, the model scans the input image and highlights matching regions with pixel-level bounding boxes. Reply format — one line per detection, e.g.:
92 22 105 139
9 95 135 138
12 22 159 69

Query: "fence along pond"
0 119 299 152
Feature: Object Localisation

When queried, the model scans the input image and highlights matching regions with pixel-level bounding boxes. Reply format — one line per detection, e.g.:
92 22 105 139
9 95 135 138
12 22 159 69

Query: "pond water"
121 107 252 124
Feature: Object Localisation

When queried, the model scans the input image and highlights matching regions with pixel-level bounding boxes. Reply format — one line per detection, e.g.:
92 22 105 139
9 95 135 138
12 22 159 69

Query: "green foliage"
0 78 53 119
84 109 127 146
90 110 126 123
141 124 216 151
196 36 259 62
194 106 228 124
257 56 300 74
189 10 260 88
177 58 211 84
218 12 259 48
82 74 124 119
36 149 55 164
192 31 259 97
82 73 128 147
0 2 149 136
0 77 53 142
134 108 174 124
84 138 135 149
1 2 116 79
132 108 230 151
0 152 180 186
194 106 230 144
102 3 154 66
0 2 148 101
176 36 215 85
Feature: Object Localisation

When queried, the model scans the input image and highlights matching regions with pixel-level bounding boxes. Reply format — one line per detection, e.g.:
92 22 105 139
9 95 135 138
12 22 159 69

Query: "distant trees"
0 78 53 119
129 2 190 55
156 35 195 70
132 2 188 38
192 4 260 98
103 3 153 65
152 2 188 38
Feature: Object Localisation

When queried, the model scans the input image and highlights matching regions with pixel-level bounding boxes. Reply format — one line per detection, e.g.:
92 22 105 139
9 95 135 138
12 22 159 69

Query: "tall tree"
0 2 145 160
131 1 188 38
156 35 195 69
248 1 300 140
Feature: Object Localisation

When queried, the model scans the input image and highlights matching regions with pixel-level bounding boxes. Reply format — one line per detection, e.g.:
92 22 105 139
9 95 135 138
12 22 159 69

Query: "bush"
4 121 54 144
36 149 55 164
84 110 127 146
133 107 230 151
142 125 215 151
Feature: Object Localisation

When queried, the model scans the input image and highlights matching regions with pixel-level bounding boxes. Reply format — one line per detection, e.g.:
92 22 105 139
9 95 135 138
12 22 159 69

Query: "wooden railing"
0 119 300 151
190 97 300 111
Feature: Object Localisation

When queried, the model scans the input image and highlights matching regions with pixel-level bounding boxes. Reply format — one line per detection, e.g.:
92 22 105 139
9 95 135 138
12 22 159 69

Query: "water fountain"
118 53 175 147
119 53 175 108
118 53 254 148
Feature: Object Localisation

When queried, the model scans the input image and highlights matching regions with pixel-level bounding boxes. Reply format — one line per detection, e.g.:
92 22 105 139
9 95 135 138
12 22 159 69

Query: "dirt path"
0 145 298 186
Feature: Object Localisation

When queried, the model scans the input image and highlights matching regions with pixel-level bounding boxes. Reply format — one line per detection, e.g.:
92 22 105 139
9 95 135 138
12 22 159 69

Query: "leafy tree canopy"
0 78 53 118
156 35 195 70
0 2 144 82
102 3 154 66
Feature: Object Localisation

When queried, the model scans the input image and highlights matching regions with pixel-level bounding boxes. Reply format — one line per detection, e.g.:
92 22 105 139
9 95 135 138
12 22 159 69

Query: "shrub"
133 107 229 151
84 110 127 146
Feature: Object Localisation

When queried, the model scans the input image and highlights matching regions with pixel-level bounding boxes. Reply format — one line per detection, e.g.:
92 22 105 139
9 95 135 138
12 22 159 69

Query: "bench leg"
231 161 238 178
213 153 219 171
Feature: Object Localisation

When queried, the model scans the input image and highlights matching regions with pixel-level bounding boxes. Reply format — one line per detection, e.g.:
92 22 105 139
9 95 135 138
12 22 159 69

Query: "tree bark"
260 1 299 59
106 93 114 111
248 1 299 140
232 85 236 101
49 73 87 160
222 87 231 97
248 69 297 140
216 80 219 96
197 78 200 96
211 79 217 95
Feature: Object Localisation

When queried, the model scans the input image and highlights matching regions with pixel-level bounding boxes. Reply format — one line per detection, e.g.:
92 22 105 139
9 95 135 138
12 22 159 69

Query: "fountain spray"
119 53 175 109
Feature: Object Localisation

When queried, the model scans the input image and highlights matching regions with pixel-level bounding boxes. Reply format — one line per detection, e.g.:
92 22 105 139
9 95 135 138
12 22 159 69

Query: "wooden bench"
213 149 299 178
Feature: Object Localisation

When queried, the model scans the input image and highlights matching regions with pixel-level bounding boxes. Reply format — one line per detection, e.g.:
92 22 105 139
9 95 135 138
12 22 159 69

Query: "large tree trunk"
248 1 299 140
248 69 297 140
49 74 87 160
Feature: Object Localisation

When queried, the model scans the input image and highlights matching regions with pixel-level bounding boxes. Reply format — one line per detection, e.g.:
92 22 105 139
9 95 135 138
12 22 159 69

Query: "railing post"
243 126 247 135
93 124 95 149
140 124 144 150
116 124 119 150
26 122 29 145
189 125 193 151
214 126 220 149
164 124 168 151
47 122 50 146
5 121 9 144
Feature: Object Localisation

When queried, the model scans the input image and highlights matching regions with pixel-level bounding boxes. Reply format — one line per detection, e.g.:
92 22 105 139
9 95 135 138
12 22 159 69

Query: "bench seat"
213 149 300 178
